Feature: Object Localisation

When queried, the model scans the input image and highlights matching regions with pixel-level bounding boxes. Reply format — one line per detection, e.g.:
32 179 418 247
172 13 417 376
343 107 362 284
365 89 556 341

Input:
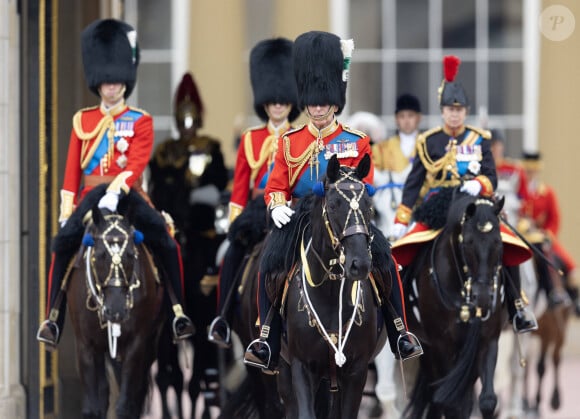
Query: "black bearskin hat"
439 55 469 107
293 31 352 115
521 151 544 171
81 19 140 99
396 94 421 113
250 38 300 122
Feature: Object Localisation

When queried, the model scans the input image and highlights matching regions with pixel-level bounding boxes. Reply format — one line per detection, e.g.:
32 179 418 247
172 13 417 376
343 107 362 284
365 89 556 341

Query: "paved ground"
141 318 580 418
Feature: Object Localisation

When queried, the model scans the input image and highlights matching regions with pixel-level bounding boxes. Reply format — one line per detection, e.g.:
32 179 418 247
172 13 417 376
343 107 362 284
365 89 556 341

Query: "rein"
429 198 502 322
295 168 373 366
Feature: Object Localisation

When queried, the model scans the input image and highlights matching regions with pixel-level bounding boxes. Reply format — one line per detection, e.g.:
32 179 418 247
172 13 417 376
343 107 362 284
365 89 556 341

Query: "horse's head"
316 154 374 281
446 195 505 320
85 207 141 324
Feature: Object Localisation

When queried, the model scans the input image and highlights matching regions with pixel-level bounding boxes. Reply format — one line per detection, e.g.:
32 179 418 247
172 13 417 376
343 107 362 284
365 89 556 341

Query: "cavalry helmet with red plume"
174 73 205 129
438 55 469 107
81 19 140 99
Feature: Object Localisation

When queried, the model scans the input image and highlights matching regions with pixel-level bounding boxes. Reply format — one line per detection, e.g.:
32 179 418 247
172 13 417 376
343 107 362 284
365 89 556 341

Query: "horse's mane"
227 196 268 249
52 185 171 254
260 194 315 275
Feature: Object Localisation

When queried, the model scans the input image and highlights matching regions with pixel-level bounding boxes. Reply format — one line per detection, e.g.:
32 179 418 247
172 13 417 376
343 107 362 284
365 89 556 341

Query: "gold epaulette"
241 124 267 136
419 126 443 141
282 124 306 137
465 125 491 140
342 124 367 138
128 105 150 116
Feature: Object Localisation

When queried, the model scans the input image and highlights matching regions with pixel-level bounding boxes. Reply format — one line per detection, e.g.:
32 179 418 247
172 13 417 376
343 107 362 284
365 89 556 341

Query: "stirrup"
512 309 538 334
207 316 232 348
172 315 194 341
36 320 60 351
397 331 423 361
243 338 272 369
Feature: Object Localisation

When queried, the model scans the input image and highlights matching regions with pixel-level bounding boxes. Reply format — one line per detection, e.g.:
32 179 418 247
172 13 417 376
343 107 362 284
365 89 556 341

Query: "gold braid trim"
283 135 318 188
244 131 277 182
465 125 491 140
416 130 461 189
395 204 412 225
73 111 116 171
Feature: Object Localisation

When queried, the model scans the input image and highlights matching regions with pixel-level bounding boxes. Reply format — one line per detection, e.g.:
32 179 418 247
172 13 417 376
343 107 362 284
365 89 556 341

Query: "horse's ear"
494 195 505 216
465 202 477 219
327 154 340 183
91 204 105 227
355 153 371 180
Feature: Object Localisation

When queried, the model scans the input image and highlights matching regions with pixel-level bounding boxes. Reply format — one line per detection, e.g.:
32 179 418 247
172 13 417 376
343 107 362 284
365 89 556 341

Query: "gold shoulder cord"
416 131 459 189
244 131 277 182
283 136 318 187
73 111 116 171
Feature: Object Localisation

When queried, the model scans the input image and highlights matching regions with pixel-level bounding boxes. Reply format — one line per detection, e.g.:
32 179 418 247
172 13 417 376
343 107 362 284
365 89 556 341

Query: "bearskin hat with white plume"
250 38 300 122
293 31 354 115
81 19 140 99
438 55 469 107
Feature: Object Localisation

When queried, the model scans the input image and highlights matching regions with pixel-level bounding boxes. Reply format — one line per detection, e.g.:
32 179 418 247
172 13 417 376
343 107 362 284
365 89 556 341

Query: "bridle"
84 214 141 327
303 169 373 287
429 198 502 322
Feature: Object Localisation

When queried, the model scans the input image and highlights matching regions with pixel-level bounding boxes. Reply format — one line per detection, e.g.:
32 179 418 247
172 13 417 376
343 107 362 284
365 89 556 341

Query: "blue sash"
83 109 143 174
293 131 362 198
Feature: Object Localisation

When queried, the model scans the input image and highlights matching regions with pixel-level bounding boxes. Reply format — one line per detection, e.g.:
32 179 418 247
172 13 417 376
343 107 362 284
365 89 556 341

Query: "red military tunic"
522 182 576 271
264 119 373 207
229 121 291 221
59 103 153 221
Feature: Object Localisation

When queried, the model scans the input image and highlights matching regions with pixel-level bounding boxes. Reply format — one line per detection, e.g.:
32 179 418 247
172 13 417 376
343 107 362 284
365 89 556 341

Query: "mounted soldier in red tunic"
36 19 193 349
208 37 301 347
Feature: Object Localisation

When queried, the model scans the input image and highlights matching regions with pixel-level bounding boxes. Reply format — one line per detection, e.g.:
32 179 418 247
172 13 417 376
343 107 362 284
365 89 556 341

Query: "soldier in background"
520 152 580 313
149 72 228 277
208 37 300 347
372 94 422 236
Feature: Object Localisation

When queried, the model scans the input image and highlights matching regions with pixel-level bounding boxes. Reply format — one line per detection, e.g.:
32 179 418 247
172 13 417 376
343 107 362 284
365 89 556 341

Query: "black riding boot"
533 244 569 307
37 253 70 350
156 240 195 341
208 241 246 348
505 265 538 333
383 260 423 360
566 286 580 317
244 272 280 374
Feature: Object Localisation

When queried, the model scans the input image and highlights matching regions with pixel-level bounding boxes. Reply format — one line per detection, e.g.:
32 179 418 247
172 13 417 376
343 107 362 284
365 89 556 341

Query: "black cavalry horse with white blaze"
272 155 388 418
66 207 164 419
403 194 507 419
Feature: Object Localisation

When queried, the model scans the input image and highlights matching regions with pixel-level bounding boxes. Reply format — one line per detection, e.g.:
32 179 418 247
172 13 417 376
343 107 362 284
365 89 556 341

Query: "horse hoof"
367 400 383 418
551 388 561 410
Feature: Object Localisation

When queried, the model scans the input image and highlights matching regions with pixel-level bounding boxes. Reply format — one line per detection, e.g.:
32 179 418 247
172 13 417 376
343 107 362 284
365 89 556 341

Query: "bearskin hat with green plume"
293 31 354 115
250 38 300 122
81 19 140 99
438 55 469 107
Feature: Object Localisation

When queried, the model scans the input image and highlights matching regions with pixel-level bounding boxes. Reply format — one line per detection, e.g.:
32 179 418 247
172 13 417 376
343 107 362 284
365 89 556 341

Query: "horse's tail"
432 318 481 407
403 358 431 419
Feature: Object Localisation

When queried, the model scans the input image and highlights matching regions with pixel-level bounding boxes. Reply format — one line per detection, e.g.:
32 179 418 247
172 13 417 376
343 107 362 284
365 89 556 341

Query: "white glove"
389 223 407 241
98 191 120 212
460 180 482 196
271 205 295 228
60 219 68 228
189 184 220 206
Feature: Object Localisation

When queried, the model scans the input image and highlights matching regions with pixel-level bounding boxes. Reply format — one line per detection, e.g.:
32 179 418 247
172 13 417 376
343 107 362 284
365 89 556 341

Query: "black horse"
403 195 507 419
270 155 387 418
66 208 164 419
